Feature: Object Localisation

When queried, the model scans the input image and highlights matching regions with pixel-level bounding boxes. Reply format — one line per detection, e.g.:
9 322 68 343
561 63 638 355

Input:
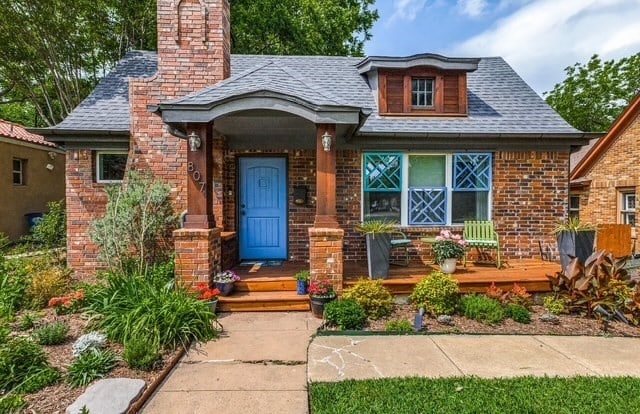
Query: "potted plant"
294 270 310 295
308 279 337 318
213 270 241 296
432 230 468 274
356 220 397 279
553 217 596 273
194 282 221 313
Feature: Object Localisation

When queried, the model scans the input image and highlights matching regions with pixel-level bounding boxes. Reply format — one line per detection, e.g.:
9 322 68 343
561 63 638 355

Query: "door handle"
241 204 246 208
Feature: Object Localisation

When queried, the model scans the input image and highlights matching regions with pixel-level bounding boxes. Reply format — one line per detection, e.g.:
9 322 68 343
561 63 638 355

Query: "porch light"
188 131 201 152
321 131 332 152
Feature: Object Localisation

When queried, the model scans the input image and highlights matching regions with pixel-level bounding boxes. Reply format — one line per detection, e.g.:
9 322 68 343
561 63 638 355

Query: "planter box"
366 233 392 279
557 230 596 272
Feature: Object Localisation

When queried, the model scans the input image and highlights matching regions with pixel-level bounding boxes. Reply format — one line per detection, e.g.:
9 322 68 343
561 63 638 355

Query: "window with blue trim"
363 152 492 225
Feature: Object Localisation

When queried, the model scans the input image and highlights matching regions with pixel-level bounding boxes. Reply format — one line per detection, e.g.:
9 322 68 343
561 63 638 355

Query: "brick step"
235 276 298 292
218 290 310 312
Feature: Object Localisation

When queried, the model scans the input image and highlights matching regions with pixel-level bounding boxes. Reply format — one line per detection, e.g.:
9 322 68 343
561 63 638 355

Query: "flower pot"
207 299 218 313
366 233 392 279
439 258 457 274
216 281 235 297
557 230 595 273
309 295 336 318
296 279 308 295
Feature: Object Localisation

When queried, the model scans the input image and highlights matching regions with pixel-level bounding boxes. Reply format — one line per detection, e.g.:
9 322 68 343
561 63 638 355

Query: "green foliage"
17 312 41 331
85 269 217 350
409 271 459 316
547 250 636 320
343 279 394 319
27 265 70 309
385 319 413 334
324 299 367 330
310 376 640 413
27 200 66 249
294 269 310 282
123 337 161 371
34 322 69 345
552 217 595 234
90 171 178 275
545 52 640 132
66 349 118 388
0 259 30 319
0 393 27 413
505 303 531 324
355 220 397 234
543 296 566 315
0 337 60 393
460 294 505 325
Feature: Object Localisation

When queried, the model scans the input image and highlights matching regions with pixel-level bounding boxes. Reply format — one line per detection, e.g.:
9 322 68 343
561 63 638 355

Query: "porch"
218 259 558 311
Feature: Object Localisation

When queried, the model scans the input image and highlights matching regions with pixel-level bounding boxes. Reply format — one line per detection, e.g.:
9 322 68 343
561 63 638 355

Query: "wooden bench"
463 220 501 268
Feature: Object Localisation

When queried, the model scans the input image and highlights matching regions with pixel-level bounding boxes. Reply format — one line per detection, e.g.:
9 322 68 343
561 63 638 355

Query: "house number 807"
187 162 206 192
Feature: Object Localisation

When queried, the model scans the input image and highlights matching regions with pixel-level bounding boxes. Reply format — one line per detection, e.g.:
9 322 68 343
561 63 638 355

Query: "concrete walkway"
143 312 640 413
142 312 322 414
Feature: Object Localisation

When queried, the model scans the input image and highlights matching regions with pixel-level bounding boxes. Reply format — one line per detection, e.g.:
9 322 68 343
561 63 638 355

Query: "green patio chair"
390 230 412 266
463 220 501 268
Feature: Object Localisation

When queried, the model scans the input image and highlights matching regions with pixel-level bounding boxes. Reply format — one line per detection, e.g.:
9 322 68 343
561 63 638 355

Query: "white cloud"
389 0 428 22
451 0 640 94
457 0 489 18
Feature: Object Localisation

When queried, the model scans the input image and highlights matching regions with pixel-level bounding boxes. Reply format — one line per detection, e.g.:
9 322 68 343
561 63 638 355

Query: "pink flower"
451 234 461 241
440 230 452 239
435 236 444 241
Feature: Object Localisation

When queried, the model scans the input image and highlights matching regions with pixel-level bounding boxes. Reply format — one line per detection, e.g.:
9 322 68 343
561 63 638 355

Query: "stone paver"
67 378 145 414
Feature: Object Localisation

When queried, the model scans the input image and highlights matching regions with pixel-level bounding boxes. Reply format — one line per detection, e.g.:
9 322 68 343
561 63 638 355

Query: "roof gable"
570 93 640 180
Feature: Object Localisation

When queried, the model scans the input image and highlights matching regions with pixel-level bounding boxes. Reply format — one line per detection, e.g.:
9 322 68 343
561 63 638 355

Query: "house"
570 93 640 254
0 120 65 241
37 0 593 291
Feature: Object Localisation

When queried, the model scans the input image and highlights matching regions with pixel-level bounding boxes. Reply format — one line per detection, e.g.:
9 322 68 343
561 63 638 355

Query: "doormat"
239 260 284 267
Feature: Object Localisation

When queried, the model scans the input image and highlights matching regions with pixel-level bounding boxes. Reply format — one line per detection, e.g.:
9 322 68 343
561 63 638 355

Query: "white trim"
96 150 128 183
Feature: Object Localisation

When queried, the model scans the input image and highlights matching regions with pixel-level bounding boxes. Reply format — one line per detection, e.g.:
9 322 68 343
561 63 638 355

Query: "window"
12 158 25 185
411 78 434 108
96 151 127 183
621 191 636 226
569 195 580 219
363 152 492 226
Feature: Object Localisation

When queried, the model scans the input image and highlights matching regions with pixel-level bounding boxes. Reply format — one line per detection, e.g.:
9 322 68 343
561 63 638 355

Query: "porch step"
218 290 310 312
235 276 298 292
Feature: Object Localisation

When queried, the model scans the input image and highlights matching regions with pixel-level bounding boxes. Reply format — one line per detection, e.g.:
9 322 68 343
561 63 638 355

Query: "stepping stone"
66 378 146 414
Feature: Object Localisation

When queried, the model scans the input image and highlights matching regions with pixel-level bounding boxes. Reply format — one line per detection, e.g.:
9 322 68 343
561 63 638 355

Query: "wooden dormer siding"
378 68 467 116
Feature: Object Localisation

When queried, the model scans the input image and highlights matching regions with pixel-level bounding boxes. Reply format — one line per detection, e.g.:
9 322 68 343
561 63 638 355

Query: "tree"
0 0 378 127
544 53 640 132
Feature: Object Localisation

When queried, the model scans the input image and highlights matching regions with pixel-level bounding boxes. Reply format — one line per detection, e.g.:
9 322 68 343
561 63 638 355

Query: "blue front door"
239 157 287 260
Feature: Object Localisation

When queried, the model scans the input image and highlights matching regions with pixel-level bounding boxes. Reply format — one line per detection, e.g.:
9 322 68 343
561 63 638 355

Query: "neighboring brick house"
38 0 592 288
0 120 65 241
570 93 640 245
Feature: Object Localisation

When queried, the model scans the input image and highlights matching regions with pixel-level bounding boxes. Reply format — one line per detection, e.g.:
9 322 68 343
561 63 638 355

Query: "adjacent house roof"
38 50 587 140
570 93 640 181
0 119 57 148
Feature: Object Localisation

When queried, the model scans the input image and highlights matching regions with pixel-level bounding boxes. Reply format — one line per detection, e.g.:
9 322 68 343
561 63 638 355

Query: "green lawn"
309 376 640 413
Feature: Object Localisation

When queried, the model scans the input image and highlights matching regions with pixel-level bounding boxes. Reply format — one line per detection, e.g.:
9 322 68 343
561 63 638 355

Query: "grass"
309 376 640 413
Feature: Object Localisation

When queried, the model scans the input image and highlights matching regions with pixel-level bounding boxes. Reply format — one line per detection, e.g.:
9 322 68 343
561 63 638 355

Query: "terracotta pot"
309 295 336 318
439 258 457 274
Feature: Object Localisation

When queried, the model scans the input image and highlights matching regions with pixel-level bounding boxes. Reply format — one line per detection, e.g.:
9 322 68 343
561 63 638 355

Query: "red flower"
194 282 220 300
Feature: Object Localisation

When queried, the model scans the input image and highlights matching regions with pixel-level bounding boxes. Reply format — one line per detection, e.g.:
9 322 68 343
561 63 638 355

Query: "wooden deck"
219 259 558 311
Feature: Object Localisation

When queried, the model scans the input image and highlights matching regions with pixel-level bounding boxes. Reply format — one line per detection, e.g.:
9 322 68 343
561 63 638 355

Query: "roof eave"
30 128 130 143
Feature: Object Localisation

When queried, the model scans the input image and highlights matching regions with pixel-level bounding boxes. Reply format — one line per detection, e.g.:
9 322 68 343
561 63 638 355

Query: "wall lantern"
188 131 201 152
321 131 332 152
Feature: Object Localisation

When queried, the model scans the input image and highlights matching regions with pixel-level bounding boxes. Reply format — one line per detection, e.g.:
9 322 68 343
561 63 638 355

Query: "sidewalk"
142 312 321 414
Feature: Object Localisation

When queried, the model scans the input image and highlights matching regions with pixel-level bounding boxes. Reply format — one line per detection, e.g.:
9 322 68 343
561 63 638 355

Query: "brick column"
308 228 344 295
174 227 221 286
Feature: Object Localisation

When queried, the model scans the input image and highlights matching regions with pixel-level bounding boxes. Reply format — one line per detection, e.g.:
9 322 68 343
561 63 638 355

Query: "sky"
365 0 640 96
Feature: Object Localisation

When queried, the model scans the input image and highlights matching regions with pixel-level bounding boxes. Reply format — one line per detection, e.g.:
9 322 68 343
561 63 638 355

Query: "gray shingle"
48 52 580 136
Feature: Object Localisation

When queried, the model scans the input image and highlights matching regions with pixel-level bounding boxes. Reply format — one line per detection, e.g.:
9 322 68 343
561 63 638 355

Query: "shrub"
72 332 107 357
324 299 367 330
410 271 459 316
48 289 86 315
28 200 66 249
17 312 41 331
34 322 69 345
385 319 414 333
86 270 217 349
0 260 30 319
505 303 531 324
90 171 178 274
0 394 27 413
0 337 60 393
67 349 118 388
460 294 505 325
485 282 532 308
343 279 394 319
27 265 70 309
123 337 161 371
543 296 566 315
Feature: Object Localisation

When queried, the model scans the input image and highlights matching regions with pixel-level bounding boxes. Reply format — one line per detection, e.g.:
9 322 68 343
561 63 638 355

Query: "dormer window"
412 78 434 108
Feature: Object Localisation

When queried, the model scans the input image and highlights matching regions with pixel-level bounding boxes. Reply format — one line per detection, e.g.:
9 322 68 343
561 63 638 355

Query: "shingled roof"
0 119 57 148
40 50 583 138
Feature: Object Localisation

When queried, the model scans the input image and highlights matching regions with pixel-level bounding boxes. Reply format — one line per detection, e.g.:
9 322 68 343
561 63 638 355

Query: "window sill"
379 112 467 117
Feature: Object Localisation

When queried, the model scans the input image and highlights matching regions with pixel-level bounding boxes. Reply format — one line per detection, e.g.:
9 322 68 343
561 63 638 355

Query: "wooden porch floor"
221 259 558 311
